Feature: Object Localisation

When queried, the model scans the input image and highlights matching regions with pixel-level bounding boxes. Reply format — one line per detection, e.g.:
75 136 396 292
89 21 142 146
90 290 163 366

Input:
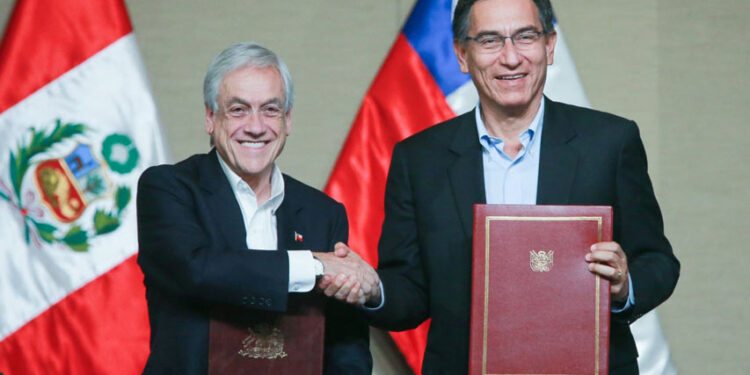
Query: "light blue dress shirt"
476 99 544 205
370 98 633 311
475 98 633 312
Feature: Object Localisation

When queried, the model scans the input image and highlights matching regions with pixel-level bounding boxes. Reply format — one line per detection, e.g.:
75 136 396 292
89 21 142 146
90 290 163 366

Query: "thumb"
334 242 350 257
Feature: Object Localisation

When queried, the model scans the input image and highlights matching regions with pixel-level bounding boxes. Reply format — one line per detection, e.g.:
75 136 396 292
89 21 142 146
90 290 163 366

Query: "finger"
611 276 629 300
356 287 366 306
317 275 332 290
585 250 618 264
590 242 620 252
587 252 628 279
357 288 365 305
346 283 362 304
362 272 379 296
587 262 618 279
335 276 357 301
359 277 372 295
334 242 350 257
324 274 348 297
326 275 349 298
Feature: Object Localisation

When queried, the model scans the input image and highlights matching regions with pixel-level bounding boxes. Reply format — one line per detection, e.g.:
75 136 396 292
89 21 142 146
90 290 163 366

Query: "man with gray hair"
136 42 374 375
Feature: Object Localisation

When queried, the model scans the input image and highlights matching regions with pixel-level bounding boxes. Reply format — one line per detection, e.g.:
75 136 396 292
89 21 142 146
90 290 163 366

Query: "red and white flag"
0 0 168 374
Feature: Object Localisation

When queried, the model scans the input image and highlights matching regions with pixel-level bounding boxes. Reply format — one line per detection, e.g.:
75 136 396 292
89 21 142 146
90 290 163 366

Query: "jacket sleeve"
136 165 289 312
323 202 373 375
365 143 431 331
613 121 680 323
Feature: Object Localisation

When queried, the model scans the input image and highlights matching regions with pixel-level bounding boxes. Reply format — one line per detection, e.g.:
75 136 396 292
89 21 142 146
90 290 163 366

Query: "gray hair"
453 0 555 44
203 42 295 113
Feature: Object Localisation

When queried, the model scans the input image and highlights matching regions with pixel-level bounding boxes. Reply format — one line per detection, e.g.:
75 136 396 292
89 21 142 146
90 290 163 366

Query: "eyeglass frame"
463 28 548 52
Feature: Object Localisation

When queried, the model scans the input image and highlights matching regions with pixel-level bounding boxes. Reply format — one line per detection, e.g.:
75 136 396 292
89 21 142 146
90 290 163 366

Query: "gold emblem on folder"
238 323 288 359
530 250 554 272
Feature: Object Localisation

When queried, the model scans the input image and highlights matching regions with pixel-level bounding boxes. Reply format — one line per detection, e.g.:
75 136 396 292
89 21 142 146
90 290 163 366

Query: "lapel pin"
294 231 303 243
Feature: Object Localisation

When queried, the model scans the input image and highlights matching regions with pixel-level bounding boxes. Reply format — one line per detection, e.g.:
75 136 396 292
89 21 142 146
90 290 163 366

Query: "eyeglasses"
465 30 544 52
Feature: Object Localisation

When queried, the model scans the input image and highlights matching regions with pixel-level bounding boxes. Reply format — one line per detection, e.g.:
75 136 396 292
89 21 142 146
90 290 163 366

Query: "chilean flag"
324 0 675 374
0 0 167 374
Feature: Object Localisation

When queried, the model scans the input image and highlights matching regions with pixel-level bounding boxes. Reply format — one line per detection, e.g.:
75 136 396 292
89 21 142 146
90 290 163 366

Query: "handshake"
312 242 381 307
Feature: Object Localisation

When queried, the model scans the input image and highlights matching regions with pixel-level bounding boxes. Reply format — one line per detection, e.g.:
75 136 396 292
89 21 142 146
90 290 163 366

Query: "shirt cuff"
287 250 315 293
361 280 386 310
611 272 635 313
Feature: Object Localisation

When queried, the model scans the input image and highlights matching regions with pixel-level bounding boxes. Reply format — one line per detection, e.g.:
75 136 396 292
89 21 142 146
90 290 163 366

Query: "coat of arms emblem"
1 119 140 251
35 144 109 223
530 250 554 272
238 323 288 360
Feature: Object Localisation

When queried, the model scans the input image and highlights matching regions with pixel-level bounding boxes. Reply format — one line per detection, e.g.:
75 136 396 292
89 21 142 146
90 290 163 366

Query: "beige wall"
556 2 750 373
2 0 748 373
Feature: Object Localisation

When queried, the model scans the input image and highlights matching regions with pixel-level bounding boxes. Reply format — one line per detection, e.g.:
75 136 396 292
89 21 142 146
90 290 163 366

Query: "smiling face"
455 0 556 115
205 64 291 189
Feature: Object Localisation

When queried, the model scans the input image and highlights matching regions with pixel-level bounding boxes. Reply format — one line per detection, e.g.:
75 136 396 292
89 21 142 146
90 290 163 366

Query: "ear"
204 105 215 135
545 31 557 65
283 108 293 136
454 40 470 74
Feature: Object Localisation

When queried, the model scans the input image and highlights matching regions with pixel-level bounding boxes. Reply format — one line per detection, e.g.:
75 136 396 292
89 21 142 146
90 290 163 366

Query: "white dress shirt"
217 156 316 293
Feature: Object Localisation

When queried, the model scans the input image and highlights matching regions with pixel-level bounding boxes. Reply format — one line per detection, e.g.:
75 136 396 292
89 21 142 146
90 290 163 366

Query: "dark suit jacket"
368 99 680 375
136 150 371 375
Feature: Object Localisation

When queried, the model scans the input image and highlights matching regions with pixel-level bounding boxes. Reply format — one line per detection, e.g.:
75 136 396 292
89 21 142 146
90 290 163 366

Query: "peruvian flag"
324 0 675 374
0 0 168 374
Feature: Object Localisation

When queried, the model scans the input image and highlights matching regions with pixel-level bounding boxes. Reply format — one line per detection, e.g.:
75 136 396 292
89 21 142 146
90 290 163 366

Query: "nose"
242 110 266 135
497 42 522 68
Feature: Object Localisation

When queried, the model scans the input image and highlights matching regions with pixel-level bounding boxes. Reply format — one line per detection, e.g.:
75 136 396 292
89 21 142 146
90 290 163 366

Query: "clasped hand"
312 242 381 306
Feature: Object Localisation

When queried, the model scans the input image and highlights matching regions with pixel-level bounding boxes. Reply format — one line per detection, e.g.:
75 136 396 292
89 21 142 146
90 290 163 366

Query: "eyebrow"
225 97 283 107
474 25 540 37
262 98 283 107
226 97 251 107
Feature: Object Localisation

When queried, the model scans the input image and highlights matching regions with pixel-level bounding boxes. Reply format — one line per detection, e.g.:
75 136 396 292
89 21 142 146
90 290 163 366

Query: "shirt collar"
475 97 546 148
217 153 285 210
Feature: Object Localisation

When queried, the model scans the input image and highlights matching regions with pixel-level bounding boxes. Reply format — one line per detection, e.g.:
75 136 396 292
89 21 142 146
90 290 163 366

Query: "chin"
498 99 532 110
239 164 267 175
500 92 539 108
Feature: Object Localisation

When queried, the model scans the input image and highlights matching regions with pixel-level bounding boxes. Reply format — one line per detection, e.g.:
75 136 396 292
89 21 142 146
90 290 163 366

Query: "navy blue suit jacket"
137 150 371 375
368 99 680 375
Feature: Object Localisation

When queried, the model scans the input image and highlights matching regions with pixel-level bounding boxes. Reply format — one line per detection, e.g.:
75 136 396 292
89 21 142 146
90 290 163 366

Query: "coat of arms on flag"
1 119 140 252
0 0 168 373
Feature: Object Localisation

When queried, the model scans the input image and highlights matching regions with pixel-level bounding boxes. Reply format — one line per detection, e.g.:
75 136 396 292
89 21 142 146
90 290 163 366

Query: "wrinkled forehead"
217 65 285 101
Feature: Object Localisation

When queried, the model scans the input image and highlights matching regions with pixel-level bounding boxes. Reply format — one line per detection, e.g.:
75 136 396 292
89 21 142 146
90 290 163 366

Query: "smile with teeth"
239 141 267 149
498 74 526 80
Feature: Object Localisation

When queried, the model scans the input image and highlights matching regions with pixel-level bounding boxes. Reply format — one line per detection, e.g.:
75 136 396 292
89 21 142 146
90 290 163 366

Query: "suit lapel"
447 112 486 239
276 175 304 251
199 150 247 249
537 99 579 204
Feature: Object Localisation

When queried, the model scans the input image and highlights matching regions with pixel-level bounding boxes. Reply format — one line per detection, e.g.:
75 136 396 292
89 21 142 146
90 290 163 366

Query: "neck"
480 96 542 142
242 168 273 206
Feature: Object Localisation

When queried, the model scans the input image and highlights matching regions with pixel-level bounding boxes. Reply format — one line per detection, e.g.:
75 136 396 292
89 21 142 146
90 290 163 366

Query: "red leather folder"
208 294 325 375
470 205 612 375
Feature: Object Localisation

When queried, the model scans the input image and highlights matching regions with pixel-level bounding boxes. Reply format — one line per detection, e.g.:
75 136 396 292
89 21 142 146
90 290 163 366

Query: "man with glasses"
327 0 679 374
